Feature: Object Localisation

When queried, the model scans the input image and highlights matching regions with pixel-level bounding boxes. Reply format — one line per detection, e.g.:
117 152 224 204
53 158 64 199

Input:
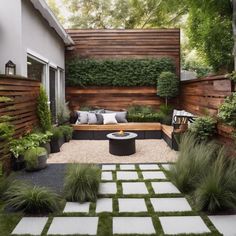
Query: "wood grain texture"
66 29 180 75
66 86 178 111
0 75 40 172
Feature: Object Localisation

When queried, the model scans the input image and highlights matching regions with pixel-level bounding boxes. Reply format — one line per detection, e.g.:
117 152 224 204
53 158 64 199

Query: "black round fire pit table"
106 132 138 156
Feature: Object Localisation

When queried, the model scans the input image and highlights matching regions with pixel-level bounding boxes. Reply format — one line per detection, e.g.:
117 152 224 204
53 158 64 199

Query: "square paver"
139 164 159 170
150 198 192 212
162 164 173 170
113 217 156 234
102 165 116 171
63 202 90 213
208 215 236 236
99 182 117 194
120 164 135 170
12 217 48 235
96 198 113 213
47 217 98 235
118 198 147 212
122 182 148 195
151 182 181 194
159 216 210 234
117 171 138 180
142 171 166 180
101 171 113 181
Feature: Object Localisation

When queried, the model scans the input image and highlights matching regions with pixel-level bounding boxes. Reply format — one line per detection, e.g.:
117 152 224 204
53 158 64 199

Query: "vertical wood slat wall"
66 29 180 75
0 75 40 172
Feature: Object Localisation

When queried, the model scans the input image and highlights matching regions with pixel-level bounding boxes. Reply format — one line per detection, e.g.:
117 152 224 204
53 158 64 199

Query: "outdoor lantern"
5 60 16 75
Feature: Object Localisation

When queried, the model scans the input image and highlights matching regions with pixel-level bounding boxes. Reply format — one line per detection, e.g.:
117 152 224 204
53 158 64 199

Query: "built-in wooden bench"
72 122 178 150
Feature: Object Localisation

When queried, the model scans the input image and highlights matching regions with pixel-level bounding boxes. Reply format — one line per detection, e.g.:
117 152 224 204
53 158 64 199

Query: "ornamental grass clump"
165 132 217 193
194 148 236 212
4 182 60 214
64 164 101 202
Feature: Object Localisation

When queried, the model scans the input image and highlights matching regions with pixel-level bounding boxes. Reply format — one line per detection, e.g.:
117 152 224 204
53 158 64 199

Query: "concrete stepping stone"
159 216 210 234
113 217 156 234
120 164 135 170
122 182 148 195
102 165 116 171
162 164 173 170
151 182 181 194
118 198 147 212
117 171 138 180
12 217 48 235
139 164 159 170
150 198 192 212
63 202 90 213
208 215 236 236
142 171 166 180
99 182 117 194
47 217 98 235
101 171 113 181
96 198 113 213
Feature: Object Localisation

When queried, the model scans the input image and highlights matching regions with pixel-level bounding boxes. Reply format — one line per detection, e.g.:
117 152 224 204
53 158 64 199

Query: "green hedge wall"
66 58 175 87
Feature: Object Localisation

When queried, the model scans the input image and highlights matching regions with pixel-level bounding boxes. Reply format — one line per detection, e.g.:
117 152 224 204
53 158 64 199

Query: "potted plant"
24 147 48 171
50 127 63 153
30 131 52 154
59 125 73 142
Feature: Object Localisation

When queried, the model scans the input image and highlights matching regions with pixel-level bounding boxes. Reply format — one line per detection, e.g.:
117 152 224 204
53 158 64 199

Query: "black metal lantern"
5 60 16 75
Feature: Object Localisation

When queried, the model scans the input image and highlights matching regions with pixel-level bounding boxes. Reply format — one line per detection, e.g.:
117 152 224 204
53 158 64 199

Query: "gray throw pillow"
115 111 128 123
95 113 104 124
76 111 88 124
88 112 97 124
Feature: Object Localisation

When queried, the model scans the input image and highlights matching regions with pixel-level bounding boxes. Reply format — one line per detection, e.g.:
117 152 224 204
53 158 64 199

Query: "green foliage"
37 85 52 132
194 148 236 212
127 105 156 115
51 127 64 140
64 164 101 202
127 112 164 123
59 125 73 140
166 133 218 193
0 175 13 199
24 147 47 170
227 71 236 82
57 102 70 125
4 183 60 214
186 0 233 72
218 93 236 127
157 71 179 106
29 131 52 145
66 58 175 87
189 116 216 141
0 96 13 103
0 122 14 141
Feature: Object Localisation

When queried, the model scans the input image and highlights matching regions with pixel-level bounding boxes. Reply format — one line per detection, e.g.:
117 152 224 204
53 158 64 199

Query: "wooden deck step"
161 125 173 138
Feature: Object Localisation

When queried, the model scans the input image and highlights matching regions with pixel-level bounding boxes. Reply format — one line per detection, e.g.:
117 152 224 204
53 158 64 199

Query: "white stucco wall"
0 0 23 75
21 0 65 76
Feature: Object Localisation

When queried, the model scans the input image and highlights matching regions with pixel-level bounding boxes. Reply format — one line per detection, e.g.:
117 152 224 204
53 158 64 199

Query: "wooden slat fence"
66 86 178 111
0 75 40 173
66 29 180 75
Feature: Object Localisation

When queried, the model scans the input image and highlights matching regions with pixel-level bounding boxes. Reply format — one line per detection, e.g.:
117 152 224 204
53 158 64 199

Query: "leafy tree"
46 0 65 25
37 86 52 132
157 71 179 106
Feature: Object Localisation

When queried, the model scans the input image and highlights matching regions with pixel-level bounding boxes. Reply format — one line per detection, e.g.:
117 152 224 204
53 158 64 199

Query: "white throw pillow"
102 113 118 125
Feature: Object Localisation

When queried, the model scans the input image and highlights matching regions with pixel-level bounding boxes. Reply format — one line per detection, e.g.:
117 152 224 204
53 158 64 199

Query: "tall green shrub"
157 71 179 106
37 86 52 132
66 58 175 87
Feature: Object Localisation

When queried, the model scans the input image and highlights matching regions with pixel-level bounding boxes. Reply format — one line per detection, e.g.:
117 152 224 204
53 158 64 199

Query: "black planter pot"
12 155 25 171
40 142 51 154
58 136 65 148
26 154 48 172
50 138 60 153
64 135 71 143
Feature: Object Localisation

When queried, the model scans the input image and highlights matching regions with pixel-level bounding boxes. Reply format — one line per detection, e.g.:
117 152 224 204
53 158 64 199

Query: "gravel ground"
48 139 177 164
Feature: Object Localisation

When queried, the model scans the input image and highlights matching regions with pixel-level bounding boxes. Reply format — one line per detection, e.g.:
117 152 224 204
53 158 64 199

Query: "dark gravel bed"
15 164 67 194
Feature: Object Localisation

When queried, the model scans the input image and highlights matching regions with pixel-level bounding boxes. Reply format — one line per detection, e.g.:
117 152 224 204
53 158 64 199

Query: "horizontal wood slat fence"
66 86 177 111
180 75 235 138
66 29 180 75
0 75 40 173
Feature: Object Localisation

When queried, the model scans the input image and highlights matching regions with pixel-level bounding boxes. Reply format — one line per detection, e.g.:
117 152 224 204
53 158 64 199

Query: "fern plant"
37 85 52 132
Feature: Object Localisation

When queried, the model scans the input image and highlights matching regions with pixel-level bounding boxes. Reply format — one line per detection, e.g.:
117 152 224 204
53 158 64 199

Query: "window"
27 56 45 81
